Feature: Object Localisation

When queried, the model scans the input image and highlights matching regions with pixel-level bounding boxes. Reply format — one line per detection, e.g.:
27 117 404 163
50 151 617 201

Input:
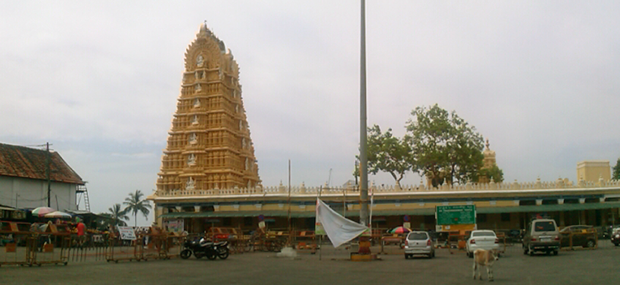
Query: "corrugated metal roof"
0 143 84 184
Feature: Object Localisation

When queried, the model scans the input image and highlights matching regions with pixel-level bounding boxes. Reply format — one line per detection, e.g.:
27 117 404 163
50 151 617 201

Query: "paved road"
1 241 619 285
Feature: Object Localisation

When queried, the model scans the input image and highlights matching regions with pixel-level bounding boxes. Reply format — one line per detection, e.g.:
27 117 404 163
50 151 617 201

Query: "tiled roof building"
0 143 83 184
0 143 84 211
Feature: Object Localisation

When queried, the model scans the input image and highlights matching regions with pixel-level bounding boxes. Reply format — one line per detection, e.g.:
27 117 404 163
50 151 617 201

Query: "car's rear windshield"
534 221 556 232
473 232 495 237
408 233 428 240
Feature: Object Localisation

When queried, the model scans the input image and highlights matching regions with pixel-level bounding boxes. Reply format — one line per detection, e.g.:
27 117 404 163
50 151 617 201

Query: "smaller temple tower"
478 139 498 183
482 139 496 169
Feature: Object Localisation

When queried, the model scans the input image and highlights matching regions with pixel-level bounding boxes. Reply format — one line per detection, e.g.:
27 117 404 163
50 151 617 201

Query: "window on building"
501 213 511 222
244 217 253 227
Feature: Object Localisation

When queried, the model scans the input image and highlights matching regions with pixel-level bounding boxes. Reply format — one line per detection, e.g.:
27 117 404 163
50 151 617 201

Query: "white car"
466 230 500 258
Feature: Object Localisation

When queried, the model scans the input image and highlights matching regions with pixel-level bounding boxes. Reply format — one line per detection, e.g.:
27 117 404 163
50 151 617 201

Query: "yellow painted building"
577 160 611 182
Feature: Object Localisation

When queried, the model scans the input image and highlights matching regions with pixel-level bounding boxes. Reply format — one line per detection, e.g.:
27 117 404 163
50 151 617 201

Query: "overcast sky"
2 1 619 226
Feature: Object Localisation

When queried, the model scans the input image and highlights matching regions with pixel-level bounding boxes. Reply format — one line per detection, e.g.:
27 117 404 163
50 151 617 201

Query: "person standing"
76 218 86 248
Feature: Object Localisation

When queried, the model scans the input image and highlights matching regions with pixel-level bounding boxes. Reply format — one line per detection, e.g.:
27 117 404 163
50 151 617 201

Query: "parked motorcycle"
180 237 229 260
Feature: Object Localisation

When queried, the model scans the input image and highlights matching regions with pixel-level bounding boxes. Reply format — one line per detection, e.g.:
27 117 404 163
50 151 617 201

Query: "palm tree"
102 203 130 227
123 190 152 227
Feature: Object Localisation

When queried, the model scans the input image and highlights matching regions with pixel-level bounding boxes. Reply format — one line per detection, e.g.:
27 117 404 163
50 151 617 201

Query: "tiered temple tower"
156 24 260 193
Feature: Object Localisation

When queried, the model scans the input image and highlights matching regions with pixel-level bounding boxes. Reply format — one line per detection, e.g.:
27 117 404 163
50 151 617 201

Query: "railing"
151 178 620 198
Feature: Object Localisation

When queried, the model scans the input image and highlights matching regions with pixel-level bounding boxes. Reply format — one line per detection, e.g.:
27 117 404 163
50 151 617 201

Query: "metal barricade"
139 227 183 261
30 223 70 266
563 230 598 251
0 221 32 267
66 232 110 263
105 235 141 263
141 232 166 260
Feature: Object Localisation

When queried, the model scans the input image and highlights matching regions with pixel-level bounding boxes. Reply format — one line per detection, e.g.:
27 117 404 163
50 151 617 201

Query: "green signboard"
436 205 476 225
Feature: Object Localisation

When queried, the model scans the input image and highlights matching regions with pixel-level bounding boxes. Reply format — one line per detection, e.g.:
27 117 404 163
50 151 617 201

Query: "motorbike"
180 237 230 260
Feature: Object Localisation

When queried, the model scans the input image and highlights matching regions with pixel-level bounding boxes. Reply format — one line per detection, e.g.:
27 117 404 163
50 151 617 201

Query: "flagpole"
318 185 322 260
359 0 369 227
287 159 292 245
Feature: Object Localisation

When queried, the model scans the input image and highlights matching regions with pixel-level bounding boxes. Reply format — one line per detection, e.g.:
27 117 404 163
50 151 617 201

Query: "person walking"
76 218 86 248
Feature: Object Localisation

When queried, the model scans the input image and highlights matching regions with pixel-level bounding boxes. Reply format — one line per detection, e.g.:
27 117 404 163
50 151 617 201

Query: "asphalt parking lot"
1 241 619 285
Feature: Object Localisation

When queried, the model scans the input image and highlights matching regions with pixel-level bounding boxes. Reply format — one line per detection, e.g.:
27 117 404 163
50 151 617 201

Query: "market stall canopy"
44 211 72 219
388 226 412 234
31 207 55 217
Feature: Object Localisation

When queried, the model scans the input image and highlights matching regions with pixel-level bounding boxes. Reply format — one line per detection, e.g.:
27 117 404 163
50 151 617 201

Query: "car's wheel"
553 250 558 255
404 254 409 259
585 240 595 248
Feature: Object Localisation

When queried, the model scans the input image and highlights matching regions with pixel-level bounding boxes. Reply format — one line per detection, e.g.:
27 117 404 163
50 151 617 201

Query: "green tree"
405 104 485 187
352 161 360 186
364 125 412 188
478 165 505 183
613 158 620 180
99 203 129 228
123 190 152 227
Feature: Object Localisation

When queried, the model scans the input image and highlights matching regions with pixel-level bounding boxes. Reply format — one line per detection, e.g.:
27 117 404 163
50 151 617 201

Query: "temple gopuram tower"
156 24 260 194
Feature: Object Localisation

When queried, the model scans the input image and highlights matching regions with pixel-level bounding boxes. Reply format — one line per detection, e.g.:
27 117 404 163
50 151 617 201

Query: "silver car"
523 219 560 256
404 231 435 259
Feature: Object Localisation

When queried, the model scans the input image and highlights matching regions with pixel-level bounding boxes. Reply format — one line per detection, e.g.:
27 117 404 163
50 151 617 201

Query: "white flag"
316 199 368 248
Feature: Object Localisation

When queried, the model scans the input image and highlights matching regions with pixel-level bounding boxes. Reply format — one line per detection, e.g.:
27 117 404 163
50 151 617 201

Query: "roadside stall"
0 221 31 267
380 227 408 254
207 227 247 254
293 230 316 251
30 222 71 266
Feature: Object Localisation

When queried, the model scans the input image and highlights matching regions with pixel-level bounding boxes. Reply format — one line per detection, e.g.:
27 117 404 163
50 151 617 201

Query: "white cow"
473 249 499 281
